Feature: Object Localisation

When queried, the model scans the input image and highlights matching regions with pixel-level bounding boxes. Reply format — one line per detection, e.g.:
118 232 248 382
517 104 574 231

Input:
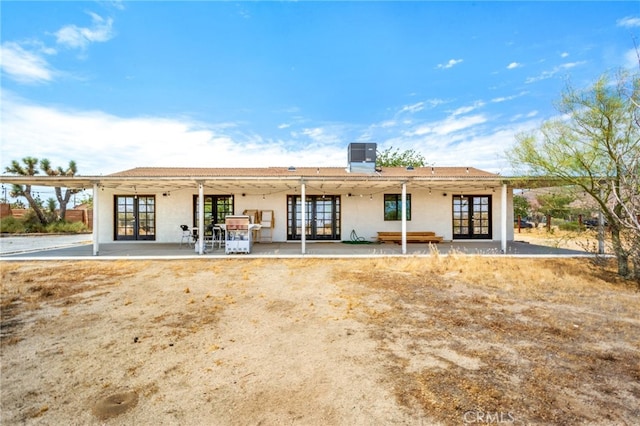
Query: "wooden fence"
0 204 93 229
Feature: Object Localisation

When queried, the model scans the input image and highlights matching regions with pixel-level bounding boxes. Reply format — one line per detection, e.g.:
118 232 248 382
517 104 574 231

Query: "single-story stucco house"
1 144 516 255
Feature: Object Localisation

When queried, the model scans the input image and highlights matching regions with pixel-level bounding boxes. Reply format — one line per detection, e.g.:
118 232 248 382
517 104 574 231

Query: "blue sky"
1 1 639 179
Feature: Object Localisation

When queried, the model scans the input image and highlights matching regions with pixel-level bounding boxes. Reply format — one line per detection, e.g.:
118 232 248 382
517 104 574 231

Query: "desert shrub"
46 220 88 233
559 221 581 232
21 210 46 233
0 216 26 233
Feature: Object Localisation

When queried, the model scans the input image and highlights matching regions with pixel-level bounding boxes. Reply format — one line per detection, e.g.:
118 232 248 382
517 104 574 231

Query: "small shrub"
0 216 25 233
46 220 88 233
559 221 581 232
21 211 46 233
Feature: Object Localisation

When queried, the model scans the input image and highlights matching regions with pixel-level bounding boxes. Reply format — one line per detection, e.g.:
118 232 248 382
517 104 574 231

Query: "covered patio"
0 167 516 256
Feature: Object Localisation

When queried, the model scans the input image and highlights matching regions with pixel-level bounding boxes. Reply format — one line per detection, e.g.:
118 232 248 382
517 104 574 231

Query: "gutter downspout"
92 181 100 256
198 181 205 255
401 182 407 254
501 183 507 254
301 181 306 255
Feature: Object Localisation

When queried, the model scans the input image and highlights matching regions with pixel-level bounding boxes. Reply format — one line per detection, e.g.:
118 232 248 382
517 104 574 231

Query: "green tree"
5 157 48 225
45 197 59 222
376 147 427 167
40 159 80 221
508 70 640 280
513 194 530 221
536 192 575 220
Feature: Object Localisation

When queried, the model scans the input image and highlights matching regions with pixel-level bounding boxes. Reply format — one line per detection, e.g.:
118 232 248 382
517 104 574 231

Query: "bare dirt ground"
1 254 639 425
513 226 609 253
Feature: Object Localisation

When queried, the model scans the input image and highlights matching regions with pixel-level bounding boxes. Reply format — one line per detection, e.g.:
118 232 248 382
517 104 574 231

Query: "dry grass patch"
1 261 140 345
333 256 640 424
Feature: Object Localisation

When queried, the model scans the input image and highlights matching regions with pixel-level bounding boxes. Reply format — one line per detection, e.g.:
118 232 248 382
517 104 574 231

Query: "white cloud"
451 101 485 116
560 61 585 70
624 48 639 69
0 42 55 84
507 62 522 70
525 61 587 83
55 12 115 49
560 52 569 58
617 16 640 28
0 91 540 177
436 58 463 69
277 123 291 129
1 11 116 85
492 93 524 103
407 114 487 137
399 102 424 114
434 114 487 135
426 98 449 108
0 95 350 175
107 1 126 11
383 116 540 174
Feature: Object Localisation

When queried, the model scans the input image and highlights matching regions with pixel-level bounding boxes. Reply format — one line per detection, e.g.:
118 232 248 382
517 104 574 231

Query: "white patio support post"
198 181 205 255
401 181 407 254
301 181 306 255
92 181 100 256
501 183 508 254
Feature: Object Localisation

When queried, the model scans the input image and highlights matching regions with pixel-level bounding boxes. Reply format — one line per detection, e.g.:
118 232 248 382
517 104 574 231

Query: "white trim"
198 182 205 255
92 182 99 256
401 182 407 254
301 182 306 254
501 183 507 254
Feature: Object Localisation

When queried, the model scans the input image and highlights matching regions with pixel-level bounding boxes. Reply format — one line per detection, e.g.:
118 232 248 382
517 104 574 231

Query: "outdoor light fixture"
287 166 296 172
406 165 414 171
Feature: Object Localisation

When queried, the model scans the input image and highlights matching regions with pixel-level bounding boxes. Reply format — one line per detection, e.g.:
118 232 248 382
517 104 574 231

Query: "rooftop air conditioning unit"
348 143 377 173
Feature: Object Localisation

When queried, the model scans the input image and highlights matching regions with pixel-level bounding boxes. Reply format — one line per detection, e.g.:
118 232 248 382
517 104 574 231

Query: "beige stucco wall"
97 184 514 243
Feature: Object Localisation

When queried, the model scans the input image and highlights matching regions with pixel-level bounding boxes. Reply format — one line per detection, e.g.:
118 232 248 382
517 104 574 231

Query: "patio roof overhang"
0 174 514 196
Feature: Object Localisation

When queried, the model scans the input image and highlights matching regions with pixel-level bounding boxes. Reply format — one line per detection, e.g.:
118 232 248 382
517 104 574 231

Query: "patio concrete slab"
0 236 594 260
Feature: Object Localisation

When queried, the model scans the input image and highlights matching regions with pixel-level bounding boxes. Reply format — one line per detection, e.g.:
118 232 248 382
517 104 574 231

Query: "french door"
193 195 234 226
114 195 156 240
287 195 341 240
452 195 491 239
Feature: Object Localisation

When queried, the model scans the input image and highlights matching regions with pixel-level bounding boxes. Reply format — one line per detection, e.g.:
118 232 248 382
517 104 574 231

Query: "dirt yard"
1 256 639 425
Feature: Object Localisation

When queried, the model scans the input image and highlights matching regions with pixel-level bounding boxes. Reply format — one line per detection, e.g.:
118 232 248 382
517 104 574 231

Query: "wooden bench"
377 231 443 244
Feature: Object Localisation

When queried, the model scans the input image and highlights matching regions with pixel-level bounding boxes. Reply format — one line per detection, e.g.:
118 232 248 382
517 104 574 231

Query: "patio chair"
180 225 194 248
204 223 222 250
